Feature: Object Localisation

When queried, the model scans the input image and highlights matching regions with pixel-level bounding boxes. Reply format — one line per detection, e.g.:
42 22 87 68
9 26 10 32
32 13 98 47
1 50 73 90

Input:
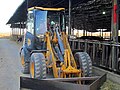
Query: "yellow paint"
62 32 77 68
52 32 58 43
30 62 35 78
60 64 66 78
28 7 65 11
62 49 80 78
61 32 67 49
63 66 80 74
45 32 58 78
27 39 31 46
64 49 68 67
44 31 81 78
21 56 24 66
27 31 81 78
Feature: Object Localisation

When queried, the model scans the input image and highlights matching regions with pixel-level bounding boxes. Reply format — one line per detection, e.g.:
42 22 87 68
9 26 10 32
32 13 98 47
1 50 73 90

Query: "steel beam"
68 0 71 35
112 0 119 71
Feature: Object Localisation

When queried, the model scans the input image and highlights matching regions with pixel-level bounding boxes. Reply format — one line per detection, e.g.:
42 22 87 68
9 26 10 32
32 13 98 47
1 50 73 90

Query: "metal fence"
69 39 120 74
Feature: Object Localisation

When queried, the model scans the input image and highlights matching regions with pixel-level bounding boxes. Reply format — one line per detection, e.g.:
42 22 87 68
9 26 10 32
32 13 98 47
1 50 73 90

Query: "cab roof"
28 7 65 11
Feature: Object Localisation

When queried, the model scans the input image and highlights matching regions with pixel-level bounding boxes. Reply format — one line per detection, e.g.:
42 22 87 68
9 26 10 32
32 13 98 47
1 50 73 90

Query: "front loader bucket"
20 74 106 90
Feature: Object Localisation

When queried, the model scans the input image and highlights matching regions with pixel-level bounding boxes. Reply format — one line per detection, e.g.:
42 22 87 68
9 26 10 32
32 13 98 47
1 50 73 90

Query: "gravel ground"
0 39 22 90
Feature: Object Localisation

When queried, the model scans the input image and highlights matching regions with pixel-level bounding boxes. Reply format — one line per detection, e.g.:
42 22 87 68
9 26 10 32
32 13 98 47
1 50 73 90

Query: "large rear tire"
30 53 46 79
74 52 92 77
21 49 30 74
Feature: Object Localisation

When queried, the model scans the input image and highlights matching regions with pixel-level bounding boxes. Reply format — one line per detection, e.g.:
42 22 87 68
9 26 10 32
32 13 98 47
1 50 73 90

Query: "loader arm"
61 32 77 68
45 32 59 78
55 27 65 55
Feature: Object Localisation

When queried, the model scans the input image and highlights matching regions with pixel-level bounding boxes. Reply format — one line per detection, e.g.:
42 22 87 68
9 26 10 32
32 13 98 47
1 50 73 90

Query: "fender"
20 45 31 62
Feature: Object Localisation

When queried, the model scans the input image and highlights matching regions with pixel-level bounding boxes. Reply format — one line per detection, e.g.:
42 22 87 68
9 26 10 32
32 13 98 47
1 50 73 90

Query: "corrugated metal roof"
7 0 88 24
7 0 119 32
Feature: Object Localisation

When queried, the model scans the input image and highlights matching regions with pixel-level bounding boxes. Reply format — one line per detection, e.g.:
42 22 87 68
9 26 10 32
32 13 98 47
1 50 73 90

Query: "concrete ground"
0 39 22 90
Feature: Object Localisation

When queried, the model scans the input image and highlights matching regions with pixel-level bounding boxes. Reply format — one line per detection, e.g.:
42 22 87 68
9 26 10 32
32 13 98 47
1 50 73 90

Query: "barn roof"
7 0 119 32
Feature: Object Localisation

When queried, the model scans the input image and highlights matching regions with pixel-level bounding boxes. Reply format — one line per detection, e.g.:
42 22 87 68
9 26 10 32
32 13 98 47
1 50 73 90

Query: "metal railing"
69 39 120 74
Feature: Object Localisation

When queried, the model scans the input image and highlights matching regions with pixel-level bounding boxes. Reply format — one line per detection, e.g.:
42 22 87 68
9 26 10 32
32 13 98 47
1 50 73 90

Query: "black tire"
30 53 46 79
21 49 30 74
74 52 92 77
84 52 92 76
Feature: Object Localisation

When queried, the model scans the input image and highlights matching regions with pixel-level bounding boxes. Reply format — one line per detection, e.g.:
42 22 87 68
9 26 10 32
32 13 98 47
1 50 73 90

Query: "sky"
0 0 24 33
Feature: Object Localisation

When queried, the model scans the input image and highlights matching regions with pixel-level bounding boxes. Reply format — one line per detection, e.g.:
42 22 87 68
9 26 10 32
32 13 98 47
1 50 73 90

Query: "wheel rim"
30 62 35 78
21 56 25 66
74 54 80 69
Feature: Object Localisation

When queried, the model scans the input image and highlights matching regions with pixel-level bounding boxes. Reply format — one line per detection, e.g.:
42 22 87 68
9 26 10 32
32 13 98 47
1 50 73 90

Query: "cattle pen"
69 39 120 74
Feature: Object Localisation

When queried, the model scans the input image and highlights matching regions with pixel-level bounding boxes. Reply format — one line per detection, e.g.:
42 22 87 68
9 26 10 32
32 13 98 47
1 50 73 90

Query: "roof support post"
20 22 21 36
102 29 103 38
11 28 13 36
22 22 24 35
91 32 92 36
15 28 17 35
85 30 87 36
27 0 28 10
72 14 75 35
112 0 119 42
68 0 71 35
12 28 14 36
83 30 85 36
111 0 119 71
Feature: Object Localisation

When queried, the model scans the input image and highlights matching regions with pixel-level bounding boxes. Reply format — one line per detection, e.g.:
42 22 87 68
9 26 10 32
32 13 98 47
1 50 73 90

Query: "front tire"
30 53 46 79
21 49 30 74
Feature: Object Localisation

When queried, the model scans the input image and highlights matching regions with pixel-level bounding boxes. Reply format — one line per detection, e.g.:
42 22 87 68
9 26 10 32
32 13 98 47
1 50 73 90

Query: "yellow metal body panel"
45 32 58 78
61 32 77 68
44 31 80 78
28 7 65 11
62 49 80 78
45 32 81 78
63 66 80 74
52 32 58 43
27 39 31 46
21 55 25 66
30 62 35 78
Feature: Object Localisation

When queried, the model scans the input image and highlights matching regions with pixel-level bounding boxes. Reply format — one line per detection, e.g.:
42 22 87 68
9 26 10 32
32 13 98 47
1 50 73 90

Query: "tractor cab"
24 7 65 50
